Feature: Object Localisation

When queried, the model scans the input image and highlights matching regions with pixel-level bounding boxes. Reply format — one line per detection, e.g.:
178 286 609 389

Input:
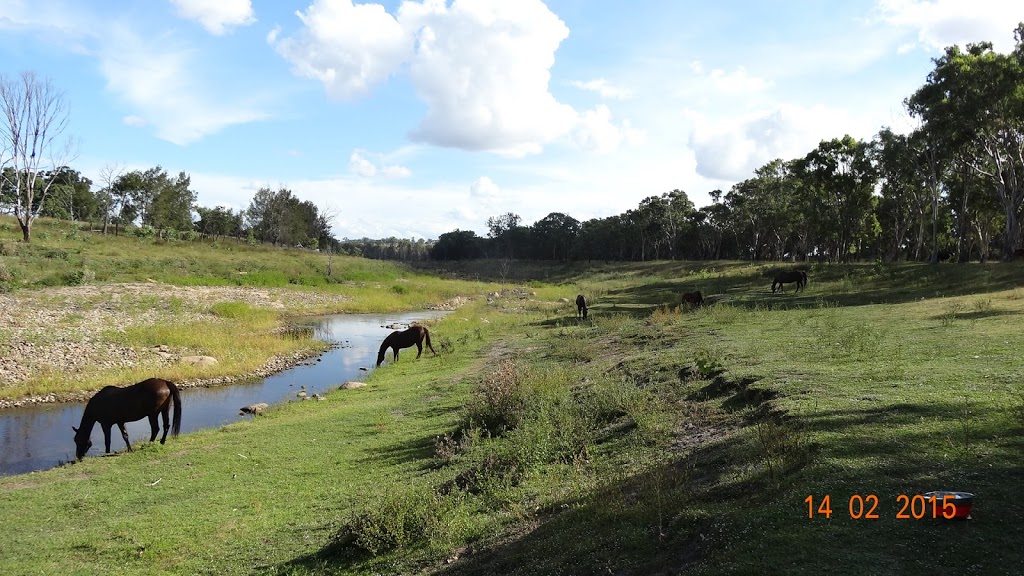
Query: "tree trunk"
19 220 30 242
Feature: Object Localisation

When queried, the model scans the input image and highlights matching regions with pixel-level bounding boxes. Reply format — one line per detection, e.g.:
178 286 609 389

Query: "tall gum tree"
907 25 1024 260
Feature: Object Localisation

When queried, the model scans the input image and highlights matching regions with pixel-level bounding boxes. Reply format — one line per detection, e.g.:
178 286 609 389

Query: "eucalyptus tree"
530 212 580 261
906 26 1024 260
872 128 933 260
486 212 525 259
38 167 95 221
795 136 877 261
0 72 76 242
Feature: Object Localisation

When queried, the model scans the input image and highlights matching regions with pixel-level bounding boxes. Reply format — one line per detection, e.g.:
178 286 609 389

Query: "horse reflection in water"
376 325 436 367
73 377 182 460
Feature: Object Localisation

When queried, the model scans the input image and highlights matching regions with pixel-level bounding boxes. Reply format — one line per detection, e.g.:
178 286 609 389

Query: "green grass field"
2 226 1023 574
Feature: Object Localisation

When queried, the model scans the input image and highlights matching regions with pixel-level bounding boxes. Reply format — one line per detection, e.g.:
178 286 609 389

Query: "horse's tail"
168 381 182 437
425 327 436 354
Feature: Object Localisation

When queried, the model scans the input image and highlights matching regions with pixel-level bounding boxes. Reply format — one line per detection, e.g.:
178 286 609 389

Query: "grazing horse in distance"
377 325 436 367
681 290 704 307
576 294 588 319
73 378 182 460
771 270 807 293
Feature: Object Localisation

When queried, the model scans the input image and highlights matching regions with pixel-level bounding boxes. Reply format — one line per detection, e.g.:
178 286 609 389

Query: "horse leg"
101 423 113 453
160 407 170 444
118 422 132 452
148 413 159 442
415 340 423 359
394 348 399 362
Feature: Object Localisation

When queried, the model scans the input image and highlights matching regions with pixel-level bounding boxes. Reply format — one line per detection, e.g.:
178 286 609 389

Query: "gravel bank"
0 282 352 409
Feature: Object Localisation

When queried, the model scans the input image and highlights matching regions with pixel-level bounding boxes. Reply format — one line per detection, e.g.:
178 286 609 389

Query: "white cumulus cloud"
688 104 872 181
271 0 580 157
572 105 643 155
875 0 1024 53
349 151 377 177
470 176 500 199
270 0 410 99
569 78 632 100
349 149 411 178
169 0 256 35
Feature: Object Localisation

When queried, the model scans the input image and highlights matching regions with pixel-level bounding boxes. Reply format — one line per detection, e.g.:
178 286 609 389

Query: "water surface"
0 310 448 477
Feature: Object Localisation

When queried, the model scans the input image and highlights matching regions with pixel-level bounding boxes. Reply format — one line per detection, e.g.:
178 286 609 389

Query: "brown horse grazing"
681 290 704 306
376 325 436 367
73 378 182 460
771 270 808 293
576 294 588 319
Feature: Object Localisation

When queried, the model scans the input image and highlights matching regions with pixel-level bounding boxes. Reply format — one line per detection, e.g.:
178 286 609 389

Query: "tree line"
433 25 1024 263
4 25 1023 262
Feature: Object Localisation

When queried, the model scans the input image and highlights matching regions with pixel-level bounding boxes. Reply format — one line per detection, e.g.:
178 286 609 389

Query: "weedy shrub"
648 305 682 327
555 335 598 363
0 259 13 283
972 298 993 314
466 359 528 436
0 240 18 256
753 417 810 481
334 488 475 555
63 267 95 286
703 303 742 325
940 301 965 327
391 284 408 294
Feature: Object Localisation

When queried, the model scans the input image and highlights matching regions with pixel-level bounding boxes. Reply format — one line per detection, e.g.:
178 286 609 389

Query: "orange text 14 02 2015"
804 494 958 520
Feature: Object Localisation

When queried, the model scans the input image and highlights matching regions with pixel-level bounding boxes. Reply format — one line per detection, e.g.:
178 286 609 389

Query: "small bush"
61 266 95 286
754 418 811 481
44 249 69 260
466 359 528 436
0 241 18 256
0 260 13 283
391 284 408 294
334 487 473 555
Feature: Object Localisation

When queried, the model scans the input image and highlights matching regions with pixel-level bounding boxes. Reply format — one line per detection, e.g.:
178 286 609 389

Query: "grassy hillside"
2 254 1023 574
0 216 488 401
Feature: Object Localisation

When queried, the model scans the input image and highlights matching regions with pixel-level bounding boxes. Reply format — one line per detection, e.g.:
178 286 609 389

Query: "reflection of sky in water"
0 310 449 477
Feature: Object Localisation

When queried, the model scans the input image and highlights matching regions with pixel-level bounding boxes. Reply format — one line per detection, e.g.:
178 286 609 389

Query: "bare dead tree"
320 203 342 277
97 162 125 235
0 71 76 242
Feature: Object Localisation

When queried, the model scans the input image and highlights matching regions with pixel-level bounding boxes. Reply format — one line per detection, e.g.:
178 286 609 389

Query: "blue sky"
1 0 1022 240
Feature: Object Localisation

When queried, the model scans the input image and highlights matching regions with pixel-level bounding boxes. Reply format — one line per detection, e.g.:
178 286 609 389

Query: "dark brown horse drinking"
771 270 808 293
72 377 182 460
681 290 704 306
576 294 588 319
376 325 436 367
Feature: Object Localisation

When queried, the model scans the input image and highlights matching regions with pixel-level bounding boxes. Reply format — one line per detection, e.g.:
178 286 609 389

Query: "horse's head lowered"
72 426 93 461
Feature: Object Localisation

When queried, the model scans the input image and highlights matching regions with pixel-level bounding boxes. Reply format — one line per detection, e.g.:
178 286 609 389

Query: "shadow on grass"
599 261 1024 312
355 433 438 469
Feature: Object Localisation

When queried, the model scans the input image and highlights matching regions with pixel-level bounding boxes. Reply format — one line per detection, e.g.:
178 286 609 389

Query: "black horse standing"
73 377 182 460
771 270 808 293
376 325 436 367
576 294 588 319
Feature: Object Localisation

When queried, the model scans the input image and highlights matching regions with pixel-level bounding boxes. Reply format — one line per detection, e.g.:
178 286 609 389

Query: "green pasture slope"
0 216 486 400
1 241 1024 574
